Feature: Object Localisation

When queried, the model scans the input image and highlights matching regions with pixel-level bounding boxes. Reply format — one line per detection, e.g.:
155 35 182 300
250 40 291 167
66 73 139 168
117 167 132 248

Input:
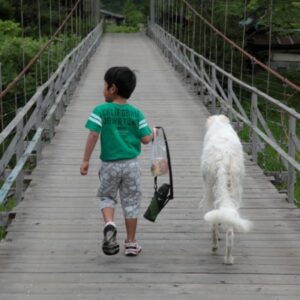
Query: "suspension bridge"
0 0 300 299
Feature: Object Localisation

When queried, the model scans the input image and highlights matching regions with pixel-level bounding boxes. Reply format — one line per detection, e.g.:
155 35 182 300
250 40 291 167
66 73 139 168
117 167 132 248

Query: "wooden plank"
0 283 300 297
0 295 297 300
1 32 300 300
0 272 299 285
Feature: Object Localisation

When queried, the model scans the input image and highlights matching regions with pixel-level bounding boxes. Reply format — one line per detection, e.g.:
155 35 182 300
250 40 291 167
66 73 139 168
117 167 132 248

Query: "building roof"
100 9 125 20
248 33 300 50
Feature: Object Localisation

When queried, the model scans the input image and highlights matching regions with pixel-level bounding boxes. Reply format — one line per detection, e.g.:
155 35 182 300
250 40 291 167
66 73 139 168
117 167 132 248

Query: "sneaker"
102 222 119 255
124 241 142 256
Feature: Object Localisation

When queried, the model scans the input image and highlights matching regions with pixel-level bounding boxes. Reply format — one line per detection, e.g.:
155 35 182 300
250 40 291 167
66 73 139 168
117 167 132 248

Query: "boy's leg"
98 162 121 255
102 221 119 255
124 218 142 256
125 218 138 242
101 207 115 223
120 159 142 256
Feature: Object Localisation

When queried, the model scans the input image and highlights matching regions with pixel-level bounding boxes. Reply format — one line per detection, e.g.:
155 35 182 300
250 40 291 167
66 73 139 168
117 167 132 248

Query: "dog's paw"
224 256 234 265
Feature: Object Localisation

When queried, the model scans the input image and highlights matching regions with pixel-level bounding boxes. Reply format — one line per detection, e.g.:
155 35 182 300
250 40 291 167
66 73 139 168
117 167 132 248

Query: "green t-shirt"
85 102 152 161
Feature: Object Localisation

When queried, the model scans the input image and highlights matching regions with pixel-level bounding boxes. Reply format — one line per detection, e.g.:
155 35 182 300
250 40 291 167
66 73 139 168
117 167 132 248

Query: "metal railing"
0 20 103 208
148 22 300 204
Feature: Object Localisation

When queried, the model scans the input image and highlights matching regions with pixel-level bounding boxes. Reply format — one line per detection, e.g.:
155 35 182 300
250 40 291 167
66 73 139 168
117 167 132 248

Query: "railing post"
183 48 187 79
211 66 216 113
287 116 296 203
251 92 258 164
16 109 24 203
0 62 2 93
227 78 233 121
200 58 204 101
191 53 197 92
35 95 43 161
29 94 43 169
150 0 155 24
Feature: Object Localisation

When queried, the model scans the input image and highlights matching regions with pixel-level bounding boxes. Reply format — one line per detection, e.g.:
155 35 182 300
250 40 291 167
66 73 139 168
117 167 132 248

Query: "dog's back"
201 115 251 264
201 115 250 232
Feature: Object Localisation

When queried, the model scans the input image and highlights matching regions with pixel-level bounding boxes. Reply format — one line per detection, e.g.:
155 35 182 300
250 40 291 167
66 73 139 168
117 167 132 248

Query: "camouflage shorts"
97 158 142 219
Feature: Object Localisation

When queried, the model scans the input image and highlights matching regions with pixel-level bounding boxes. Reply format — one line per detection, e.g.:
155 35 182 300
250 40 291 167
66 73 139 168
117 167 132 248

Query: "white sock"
104 221 116 228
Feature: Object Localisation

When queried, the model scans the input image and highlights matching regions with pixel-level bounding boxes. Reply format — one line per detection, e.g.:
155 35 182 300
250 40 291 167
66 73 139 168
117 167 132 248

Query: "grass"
295 176 300 207
238 120 299 204
105 24 139 33
0 197 16 240
239 126 251 143
0 197 16 212
0 227 6 240
229 70 300 205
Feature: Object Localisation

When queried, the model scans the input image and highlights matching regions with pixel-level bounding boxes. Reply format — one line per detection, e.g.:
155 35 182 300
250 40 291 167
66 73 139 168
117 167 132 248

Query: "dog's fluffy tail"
204 207 251 232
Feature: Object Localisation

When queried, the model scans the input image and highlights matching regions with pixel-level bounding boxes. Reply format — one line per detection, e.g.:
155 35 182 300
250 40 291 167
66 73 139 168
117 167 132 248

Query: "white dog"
200 115 251 265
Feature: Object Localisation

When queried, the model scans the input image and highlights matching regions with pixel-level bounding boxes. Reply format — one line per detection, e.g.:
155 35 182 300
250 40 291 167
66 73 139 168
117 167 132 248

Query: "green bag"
144 183 172 222
144 127 174 222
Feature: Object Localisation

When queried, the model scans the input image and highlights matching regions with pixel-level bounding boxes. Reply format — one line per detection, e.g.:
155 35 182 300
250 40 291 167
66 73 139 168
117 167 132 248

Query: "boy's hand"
153 127 158 139
80 161 89 175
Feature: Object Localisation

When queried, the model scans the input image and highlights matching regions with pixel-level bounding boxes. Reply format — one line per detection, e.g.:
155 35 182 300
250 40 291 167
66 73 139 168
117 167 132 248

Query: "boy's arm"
141 133 153 144
141 127 159 144
141 127 158 144
80 131 99 175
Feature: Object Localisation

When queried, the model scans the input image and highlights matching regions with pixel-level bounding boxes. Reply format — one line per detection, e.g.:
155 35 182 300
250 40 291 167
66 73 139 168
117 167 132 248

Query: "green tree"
247 0 300 34
0 19 21 38
101 0 124 13
123 0 144 27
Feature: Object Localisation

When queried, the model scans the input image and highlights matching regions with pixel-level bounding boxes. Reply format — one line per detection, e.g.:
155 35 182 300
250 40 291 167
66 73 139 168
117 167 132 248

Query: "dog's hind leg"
212 224 219 252
224 227 234 265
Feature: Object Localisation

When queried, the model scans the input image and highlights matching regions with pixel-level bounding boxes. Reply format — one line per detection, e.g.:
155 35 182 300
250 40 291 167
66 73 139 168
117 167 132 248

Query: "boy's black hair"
104 66 136 99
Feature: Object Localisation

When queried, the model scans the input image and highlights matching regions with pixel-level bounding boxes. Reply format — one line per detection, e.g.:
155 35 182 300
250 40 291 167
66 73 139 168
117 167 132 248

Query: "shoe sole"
125 248 142 257
103 242 120 255
102 224 119 255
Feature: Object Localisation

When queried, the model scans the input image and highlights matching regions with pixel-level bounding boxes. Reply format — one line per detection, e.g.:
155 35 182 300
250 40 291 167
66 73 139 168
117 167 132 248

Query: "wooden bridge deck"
0 33 300 300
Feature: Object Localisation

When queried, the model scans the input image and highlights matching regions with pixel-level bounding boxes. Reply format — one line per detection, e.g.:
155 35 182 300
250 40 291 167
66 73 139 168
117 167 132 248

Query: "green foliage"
0 196 16 240
0 36 41 86
0 197 16 212
101 0 147 26
213 1 245 41
102 0 148 14
123 0 145 27
295 174 300 207
0 19 20 37
0 18 81 126
247 0 300 34
101 0 124 13
105 24 139 33
239 126 251 143
0 227 6 240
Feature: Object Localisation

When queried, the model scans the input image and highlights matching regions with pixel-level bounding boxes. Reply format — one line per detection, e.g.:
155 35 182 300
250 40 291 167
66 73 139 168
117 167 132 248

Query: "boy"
80 66 153 256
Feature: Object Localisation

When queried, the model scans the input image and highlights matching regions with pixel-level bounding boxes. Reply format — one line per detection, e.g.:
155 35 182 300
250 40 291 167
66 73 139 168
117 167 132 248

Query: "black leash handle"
153 126 174 201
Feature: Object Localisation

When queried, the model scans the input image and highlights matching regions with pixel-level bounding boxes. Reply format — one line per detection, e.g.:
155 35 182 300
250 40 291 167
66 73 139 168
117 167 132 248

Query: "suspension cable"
222 0 228 72
37 0 43 85
20 0 27 106
0 0 83 101
209 0 214 64
199 0 203 55
240 0 247 83
181 0 300 93
48 0 53 77
267 0 273 94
